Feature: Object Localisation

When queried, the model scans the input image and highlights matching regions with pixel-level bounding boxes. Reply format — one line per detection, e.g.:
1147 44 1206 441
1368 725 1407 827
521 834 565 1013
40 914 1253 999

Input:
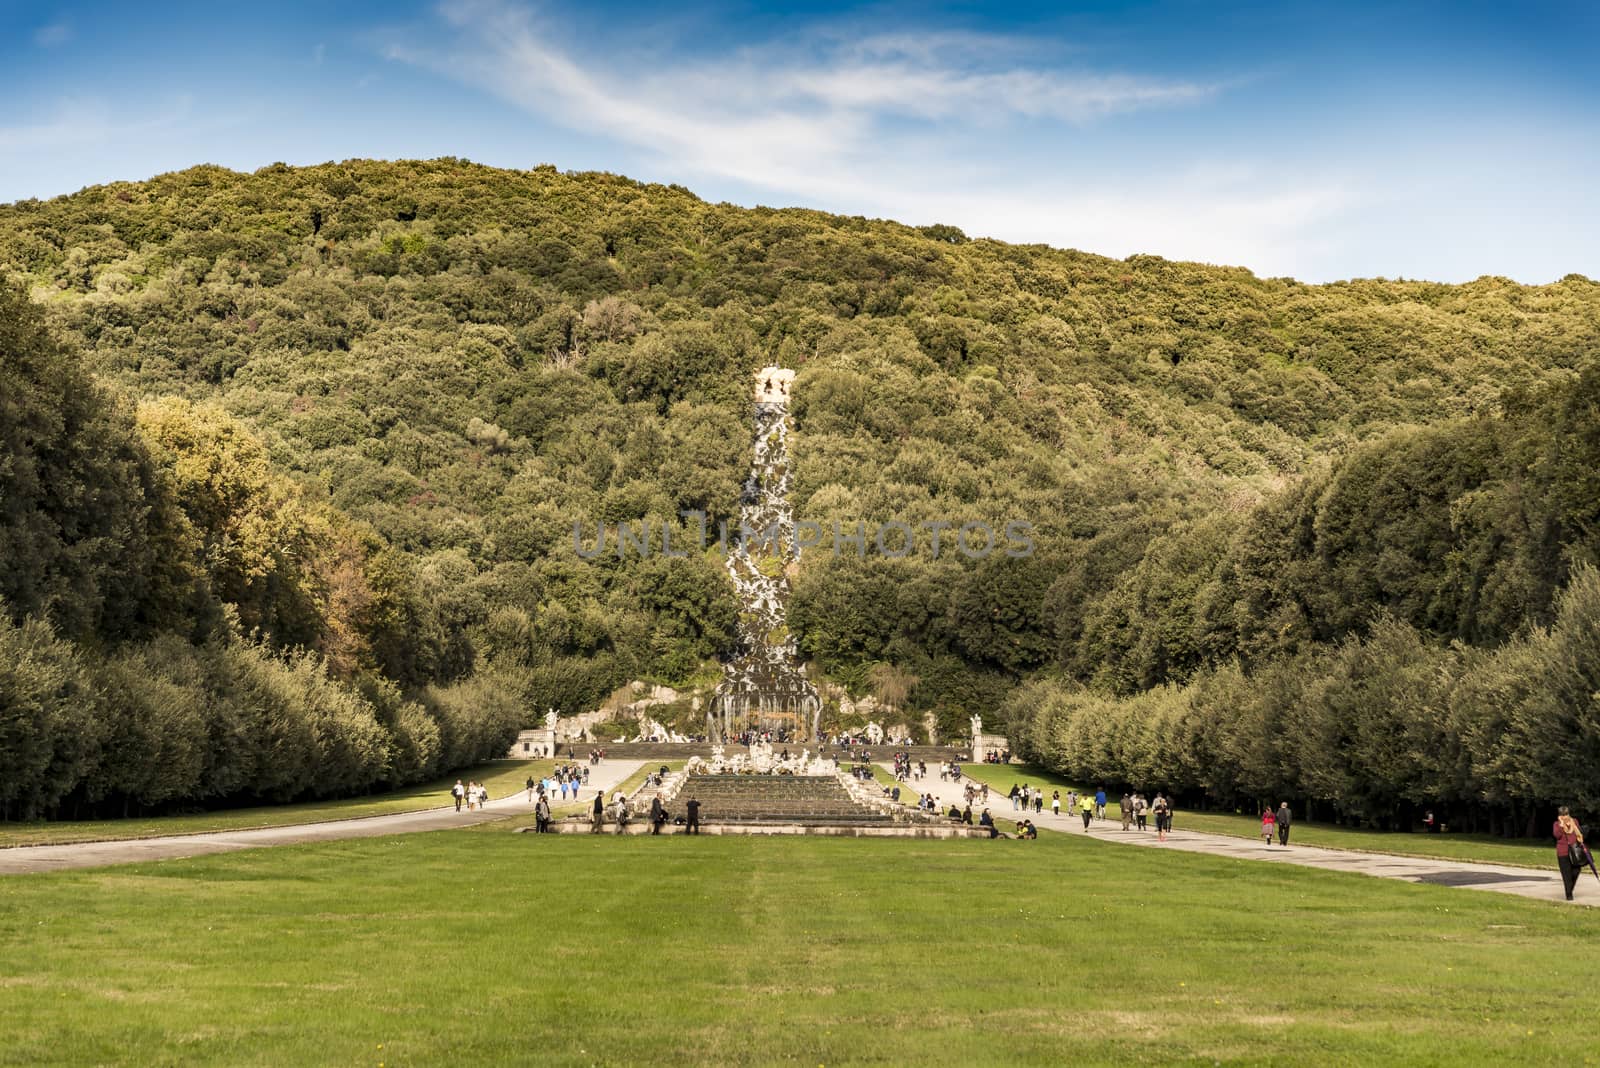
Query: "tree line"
0 281 518 819
1005 564 1600 834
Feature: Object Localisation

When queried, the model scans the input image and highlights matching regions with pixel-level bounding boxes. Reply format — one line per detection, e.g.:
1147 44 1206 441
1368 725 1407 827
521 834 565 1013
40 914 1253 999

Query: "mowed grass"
0 761 553 849
956 763 1557 869
4 831 1599 1065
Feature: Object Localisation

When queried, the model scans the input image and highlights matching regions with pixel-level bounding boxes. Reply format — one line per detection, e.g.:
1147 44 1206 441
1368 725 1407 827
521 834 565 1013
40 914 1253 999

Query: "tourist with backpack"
1554 806 1589 901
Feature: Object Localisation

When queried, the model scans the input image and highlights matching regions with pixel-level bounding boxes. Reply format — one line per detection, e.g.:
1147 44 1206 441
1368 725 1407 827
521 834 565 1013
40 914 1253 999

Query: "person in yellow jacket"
1079 793 1094 831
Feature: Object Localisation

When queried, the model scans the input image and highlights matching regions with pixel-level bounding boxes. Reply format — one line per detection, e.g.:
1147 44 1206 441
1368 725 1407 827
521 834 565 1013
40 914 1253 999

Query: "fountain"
709 367 823 744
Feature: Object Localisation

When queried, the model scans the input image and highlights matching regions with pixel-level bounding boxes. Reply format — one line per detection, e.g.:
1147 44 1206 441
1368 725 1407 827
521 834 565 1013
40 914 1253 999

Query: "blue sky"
3 0 1596 283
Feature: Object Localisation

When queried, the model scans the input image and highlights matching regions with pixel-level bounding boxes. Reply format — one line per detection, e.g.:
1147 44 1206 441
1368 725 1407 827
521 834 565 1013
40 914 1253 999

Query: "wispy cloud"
0 98 192 153
34 21 74 47
386 0 1354 276
390 1 1216 197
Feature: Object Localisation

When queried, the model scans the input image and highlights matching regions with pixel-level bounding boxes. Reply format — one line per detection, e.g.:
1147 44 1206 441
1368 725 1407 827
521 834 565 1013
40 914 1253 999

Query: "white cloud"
387 0 1355 277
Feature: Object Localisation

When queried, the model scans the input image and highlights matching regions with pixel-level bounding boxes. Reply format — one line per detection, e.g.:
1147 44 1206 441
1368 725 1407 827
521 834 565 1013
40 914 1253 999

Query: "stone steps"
668 773 892 824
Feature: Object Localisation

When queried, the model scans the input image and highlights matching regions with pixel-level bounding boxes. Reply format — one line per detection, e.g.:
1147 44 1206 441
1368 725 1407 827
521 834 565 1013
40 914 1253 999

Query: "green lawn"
955 762 1556 869
0 761 554 849
2 829 1597 1065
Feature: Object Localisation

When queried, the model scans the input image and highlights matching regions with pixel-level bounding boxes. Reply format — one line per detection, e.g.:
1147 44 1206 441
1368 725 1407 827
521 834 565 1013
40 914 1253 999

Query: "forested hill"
3 158 1599 824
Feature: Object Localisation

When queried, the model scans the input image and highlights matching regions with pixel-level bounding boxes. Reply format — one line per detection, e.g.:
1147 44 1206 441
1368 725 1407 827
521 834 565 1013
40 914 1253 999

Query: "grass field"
0 761 554 849
956 763 1556 870
3 827 1597 1065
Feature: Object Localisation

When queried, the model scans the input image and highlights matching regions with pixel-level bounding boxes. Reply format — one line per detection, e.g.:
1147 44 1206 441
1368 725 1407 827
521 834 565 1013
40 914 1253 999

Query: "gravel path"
0 760 645 875
884 764 1590 907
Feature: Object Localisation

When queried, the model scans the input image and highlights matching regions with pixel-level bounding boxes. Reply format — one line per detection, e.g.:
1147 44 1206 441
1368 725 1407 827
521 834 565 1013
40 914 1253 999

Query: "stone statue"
865 721 884 745
545 709 558 731
970 713 982 741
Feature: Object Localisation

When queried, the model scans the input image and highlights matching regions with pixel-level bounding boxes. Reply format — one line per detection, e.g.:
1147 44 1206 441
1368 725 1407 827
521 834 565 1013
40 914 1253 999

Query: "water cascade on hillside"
708 367 822 743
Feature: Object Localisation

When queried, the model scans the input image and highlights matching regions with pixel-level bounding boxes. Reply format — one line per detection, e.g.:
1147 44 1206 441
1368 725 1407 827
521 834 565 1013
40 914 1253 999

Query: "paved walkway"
0 760 645 876
884 765 1589 907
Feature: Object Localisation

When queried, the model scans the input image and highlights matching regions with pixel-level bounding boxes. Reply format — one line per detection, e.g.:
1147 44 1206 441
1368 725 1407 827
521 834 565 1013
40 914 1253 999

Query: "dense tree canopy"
2 158 1597 822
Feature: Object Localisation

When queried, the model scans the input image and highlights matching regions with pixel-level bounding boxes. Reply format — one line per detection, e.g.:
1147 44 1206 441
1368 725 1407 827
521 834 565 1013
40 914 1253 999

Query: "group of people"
734 728 792 746
451 780 489 811
1009 783 1047 814
1259 802 1294 847
1005 784 1173 840
1119 792 1172 840
890 753 926 781
587 789 704 835
970 807 1035 839
526 763 591 802
590 790 631 833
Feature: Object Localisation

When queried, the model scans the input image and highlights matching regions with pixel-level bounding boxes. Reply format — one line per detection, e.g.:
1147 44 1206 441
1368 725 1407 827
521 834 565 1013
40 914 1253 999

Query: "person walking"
1120 793 1132 831
1134 794 1147 832
1095 787 1107 821
1276 802 1292 847
1153 794 1170 841
591 790 605 833
1554 806 1588 901
1066 790 1076 816
686 796 701 835
650 796 667 835
526 775 536 803
1051 790 1061 816
1260 806 1276 847
452 780 465 813
1079 793 1093 831
535 795 550 833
